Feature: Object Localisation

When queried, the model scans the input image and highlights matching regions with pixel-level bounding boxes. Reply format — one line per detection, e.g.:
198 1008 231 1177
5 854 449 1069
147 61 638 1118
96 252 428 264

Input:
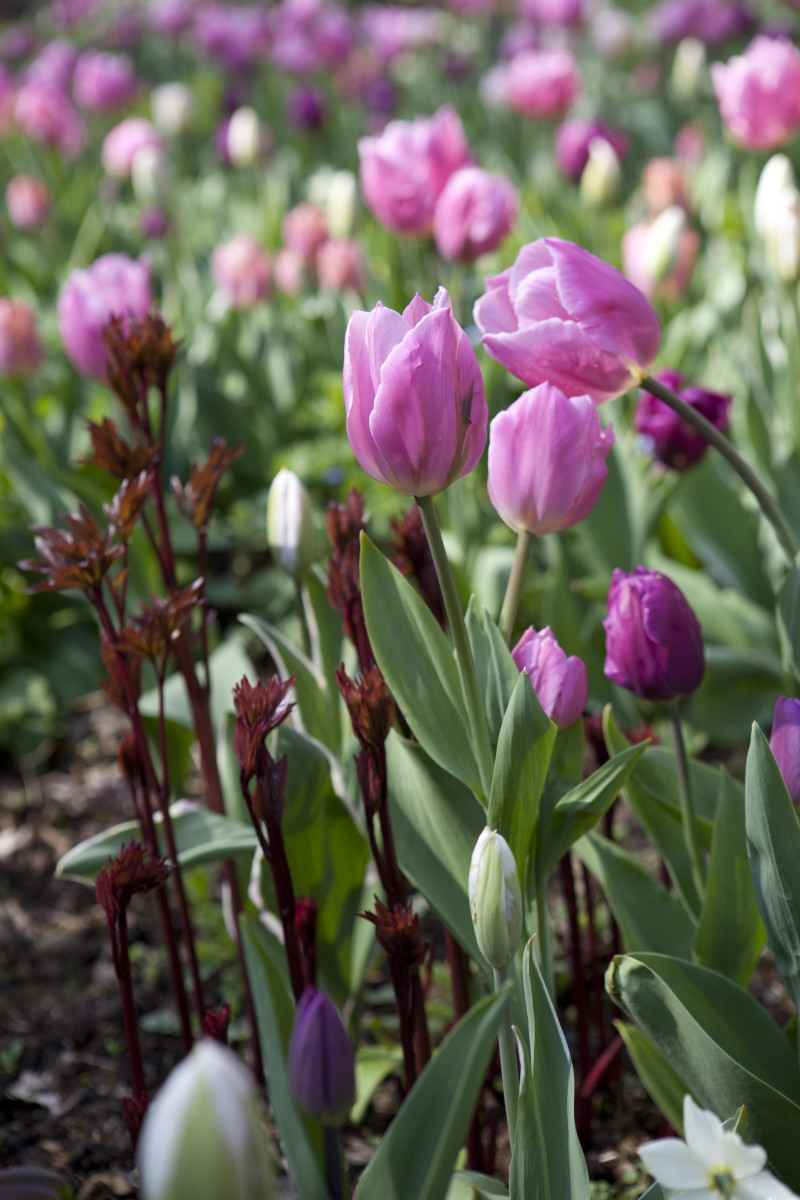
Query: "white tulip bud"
754 155 800 283
227 106 265 167
671 37 705 101
754 154 797 237
131 144 171 207
640 205 686 282
150 82 194 136
468 827 522 970
580 138 620 208
137 1040 275 1200
266 468 316 580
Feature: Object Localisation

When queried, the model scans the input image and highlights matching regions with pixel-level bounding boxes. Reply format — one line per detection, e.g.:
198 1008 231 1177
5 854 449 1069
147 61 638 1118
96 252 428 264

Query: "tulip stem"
416 494 494 801
642 374 799 565
499 530 533 646
492 966 519 1151
668 704 706 905
324 1126 345 1200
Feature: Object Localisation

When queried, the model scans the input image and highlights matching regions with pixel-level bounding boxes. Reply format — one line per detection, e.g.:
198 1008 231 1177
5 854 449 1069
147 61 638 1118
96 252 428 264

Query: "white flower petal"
683 1095 728 1164
639 1137 709 1188
736 1169 800 1200
673 1189 719 1200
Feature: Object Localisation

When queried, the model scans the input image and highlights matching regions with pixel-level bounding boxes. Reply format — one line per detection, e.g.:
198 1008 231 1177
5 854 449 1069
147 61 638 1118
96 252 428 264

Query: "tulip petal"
481 317 635 401
344 304 410 485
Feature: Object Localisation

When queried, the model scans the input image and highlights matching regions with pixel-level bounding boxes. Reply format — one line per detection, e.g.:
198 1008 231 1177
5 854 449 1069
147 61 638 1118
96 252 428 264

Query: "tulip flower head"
0 299 43 378
711 36 800 151
212 235 271 310
639 1094 799 1200
474 238 661 404
432 166 519 262
58 253 153 380
770 696 800 805
469 827 523 969
603 566 704 702
288 987 355 1125
634 370 731 470
511 626 588 729
343 288 487 496
266 468 316 580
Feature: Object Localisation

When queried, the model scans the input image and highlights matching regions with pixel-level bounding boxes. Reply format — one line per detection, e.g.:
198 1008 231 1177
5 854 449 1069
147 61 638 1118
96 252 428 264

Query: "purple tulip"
191 4 272 70
711 36 800 151
72 50 138 113
603 567 704 702
23 40 78 93
288 987 355 1125
343 288 487 496
57 253 153 380
770 697 800 803
519 0 586 27
286 85 326 131
488 383 614 535
634 370 732 470
507 48 582 119
474 238 661 404
511 626 588 729
433 167 519 262
652 0 753 45
555 119 629 183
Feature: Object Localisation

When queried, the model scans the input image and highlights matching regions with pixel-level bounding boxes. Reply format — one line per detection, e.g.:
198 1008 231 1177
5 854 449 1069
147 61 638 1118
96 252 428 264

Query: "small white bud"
671 37 706 101
227 106 265 168
580 138 620 208
150 82 195 136
131 145 171 207
468 827 523 970
266 468 316 581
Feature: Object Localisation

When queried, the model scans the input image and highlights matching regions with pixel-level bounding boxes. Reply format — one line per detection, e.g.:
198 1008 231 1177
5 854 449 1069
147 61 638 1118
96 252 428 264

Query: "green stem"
416 494 494 801
668 704 706 905
642 374 798 566
492 965 519 1151
498 530 533 646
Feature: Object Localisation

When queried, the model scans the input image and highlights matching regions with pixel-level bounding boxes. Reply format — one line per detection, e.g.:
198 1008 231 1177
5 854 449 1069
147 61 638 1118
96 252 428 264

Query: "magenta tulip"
5 176 51 232
555 118 629 183
72 50 137 112
474 237 661 404
770 697 800 804
433 167 519 262
634 369 731 470
507 48 582 120
14 80 86 160
711 36 800 151
488 383 614 534
343 288 487 496
511 626 588 729
57 253 153 380
102 117 163 180
0 299 43 378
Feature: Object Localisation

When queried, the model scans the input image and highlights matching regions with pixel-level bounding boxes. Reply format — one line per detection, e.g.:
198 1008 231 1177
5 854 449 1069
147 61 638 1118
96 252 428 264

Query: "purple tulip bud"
603 567 704 702
288 987 355 1126
770 697 800 803
343 288 487 496
633 370 732 470
511 626 588 729
488 383 614 535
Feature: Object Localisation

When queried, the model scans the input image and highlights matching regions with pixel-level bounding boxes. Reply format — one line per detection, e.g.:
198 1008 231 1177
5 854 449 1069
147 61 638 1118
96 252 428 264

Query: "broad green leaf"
538 741 648 880
355 989 510 1200
681 646 784 747
56 802 257 881
575 832 696 958
361 534 481 797
608 952 800 1188
352 1044 404 1125
745 723 800 1012
303 564 345 725
510 940 590 1200
240 916 328 1200
614 1021 686 1133
386 733 487 970
488 673 556 880
448 1173 509 1199
547 721 586 799
693 769 765 987
240 613 339 752
465 598 519 746
139 635 258 734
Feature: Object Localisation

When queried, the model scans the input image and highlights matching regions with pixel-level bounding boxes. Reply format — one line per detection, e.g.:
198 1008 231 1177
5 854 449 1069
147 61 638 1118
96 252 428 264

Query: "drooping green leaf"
488 673 556 880
510 940 590 1200
693 769 765 987
240 915 328 1200
361 534 481 796
614 1021 686 1133
56 802 257 881
608 952 800 1188
465 598 519 747
745 722 800 1012
352 1044 405 1125
575 832 696 959
447 1172 509 1199
355 989 510 1200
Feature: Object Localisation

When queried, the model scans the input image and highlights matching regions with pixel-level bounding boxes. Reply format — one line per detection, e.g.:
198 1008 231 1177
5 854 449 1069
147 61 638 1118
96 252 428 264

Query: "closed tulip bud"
474 237 661 405
468 827 522 969
58 253 153 380
603 566 704 702
511 626 588 729
288 987 355 1125
754 155 800 283
343 288 487 496
579 137 620 207
212 235 271 310
102 117 163 181
226 106 270 167
433 166 519 262
634 369 731 470
266 468 316 580
137 1040 275 1200
150 82 194 136
671 37 706 101
770 697 800 804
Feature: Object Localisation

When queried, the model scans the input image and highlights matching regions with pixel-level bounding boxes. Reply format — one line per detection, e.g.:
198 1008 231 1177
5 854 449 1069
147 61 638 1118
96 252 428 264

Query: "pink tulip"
0 299 43 378
273 247 308 295
343 288 487 496
488 383 614 535
641 158 689 215
317 238 367 292
518 0 585 27
511 626 588 729
770 697 800 804
621 210 700 301
507 48 582 119
58 254 153 380
212 234 271 309
473 238 661 404
5 176 51 232
23 41 78 93
358 105 472 237
433 167 519 262
281 202 328 263
14 80 86 160
72 50 137 112
711 36 800 150
102 117 163 180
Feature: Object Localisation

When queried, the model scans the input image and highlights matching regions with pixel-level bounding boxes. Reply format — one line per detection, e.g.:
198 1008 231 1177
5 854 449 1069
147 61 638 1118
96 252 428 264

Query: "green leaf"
608 952 800 1188
56 802 257 881
745 722 800 1011
0 1166 73 1200
693 769 765 987
777 560 800 687
139 636 258 735
448 1173 509 1200
575 832 696 958
538 741 648 881
510 940 590 1200
681 646 784 747
361 534 481 796
355 989 510 1200
352 1044 404 1125
240 915 328 1200
614 1021 686 1133
141 715 195 796
465 598 519 747
386 733 487 970
488 673 556 880
303 564 345 718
